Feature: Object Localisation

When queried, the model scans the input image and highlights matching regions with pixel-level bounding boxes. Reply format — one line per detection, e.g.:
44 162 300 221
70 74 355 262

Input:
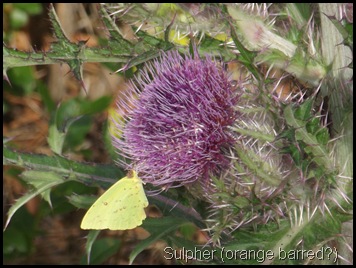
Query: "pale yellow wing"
81 171 148 230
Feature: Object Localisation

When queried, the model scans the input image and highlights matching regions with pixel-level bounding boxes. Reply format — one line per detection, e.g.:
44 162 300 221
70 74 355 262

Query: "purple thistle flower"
111 49 238 187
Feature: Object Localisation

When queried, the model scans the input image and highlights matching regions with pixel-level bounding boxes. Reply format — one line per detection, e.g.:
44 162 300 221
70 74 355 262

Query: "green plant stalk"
3 3 174 81
3 46 133 68
3 146 123 187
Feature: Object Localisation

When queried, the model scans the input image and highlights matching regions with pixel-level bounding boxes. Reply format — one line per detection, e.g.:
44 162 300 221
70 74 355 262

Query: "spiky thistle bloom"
111 49 239 187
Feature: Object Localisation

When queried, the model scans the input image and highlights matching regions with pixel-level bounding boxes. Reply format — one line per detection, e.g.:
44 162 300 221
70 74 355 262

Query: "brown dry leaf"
4 92 49 152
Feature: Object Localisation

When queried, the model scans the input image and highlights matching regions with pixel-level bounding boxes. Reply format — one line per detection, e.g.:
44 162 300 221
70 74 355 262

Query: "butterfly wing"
81 173 148 230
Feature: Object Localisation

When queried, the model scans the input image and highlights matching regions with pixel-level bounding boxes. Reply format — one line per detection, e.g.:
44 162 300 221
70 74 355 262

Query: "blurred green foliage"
6 3 43 29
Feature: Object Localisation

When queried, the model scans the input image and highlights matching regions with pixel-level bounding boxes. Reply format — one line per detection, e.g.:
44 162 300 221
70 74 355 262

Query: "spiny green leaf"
284 104 306 128
315 128 329 145
272 212 350 264
283 101 336 177
108 28 174 72
166 235 216 264
129 216 191 264
20 170 65 207
295 128 330 169
235 144 282 187
135 29 174 51
233 196 251 209
290 144 302 166
229 25 261 80
277 128 296 141
82 237 120 265
305 118 320 135
4 171 66 230
221 222 289 264
325 14 353 50
84 230 101 264
117 49 163 72
48 4 71 42
230 127 275 142
224 209 349 265
294 98 313 121
286 4 310 28
98 4 133 52
48 4 88 90
198 34 235 60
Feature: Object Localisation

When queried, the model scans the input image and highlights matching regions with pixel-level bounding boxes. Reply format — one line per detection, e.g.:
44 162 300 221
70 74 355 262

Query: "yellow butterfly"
81 170 149 230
